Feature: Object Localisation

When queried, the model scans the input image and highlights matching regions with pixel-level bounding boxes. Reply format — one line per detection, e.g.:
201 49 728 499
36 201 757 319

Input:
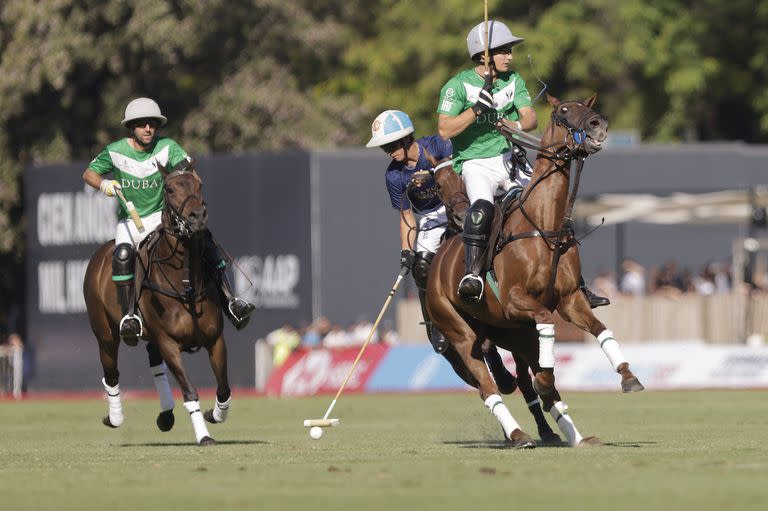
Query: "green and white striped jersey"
89 137 189 220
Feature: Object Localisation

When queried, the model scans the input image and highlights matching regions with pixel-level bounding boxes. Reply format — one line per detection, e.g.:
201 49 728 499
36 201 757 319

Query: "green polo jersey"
88 137 189 220
437 68 532 172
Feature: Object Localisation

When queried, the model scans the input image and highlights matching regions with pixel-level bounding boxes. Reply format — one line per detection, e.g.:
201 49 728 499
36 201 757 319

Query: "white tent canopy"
576 187 768 226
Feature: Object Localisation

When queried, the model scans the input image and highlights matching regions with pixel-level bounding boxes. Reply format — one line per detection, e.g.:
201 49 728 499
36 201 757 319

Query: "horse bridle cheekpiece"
164 166 204 238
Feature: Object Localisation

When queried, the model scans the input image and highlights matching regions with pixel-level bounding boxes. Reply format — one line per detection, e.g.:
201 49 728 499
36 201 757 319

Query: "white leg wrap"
151 363 175 412
549 401 583 447
184 400 211 444
212 396 231 423
597 329 627 370
536 323 555 368
484 394 521 440
102 378 124 427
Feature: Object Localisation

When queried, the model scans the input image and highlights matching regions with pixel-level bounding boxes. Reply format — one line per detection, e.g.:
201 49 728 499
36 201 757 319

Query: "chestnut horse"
427 94 643 448
83 160 231 446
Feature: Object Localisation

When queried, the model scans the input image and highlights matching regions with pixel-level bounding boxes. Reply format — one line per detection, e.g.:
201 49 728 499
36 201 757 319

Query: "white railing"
0 345 23 399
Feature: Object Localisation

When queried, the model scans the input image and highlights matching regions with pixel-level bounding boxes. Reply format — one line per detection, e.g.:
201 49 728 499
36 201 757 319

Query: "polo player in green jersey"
437 20 608 308
82 98 255 343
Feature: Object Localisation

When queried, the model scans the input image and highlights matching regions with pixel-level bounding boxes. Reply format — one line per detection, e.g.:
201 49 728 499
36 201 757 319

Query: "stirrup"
227 298 255 330
119 314 143 345
457 274 484 303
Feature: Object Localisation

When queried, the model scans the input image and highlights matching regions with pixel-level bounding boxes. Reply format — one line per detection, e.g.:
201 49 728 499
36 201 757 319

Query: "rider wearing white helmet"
366 110 452 353
437 20 608 308
82 98 255 343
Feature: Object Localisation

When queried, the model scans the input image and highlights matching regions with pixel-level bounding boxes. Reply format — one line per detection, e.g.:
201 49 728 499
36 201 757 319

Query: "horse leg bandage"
536 323 555 368
597 329 627 371
485 394 522 440
549 401 584 447
102 378 124 427
151 362 175 412
212 397 231 423
184 400 212 444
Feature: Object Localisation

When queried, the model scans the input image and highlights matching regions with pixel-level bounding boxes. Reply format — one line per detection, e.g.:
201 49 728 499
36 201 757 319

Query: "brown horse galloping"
427 94 643 448
83 160 231 446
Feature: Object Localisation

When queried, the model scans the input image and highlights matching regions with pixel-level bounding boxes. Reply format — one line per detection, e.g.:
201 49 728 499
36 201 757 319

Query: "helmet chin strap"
131 129 154 148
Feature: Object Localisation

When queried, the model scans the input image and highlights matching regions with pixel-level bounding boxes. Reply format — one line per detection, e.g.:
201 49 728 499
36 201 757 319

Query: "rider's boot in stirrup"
217 267 255 330
116 281 142 345
457 244 486 303
580 275 610 309
417 289 448 353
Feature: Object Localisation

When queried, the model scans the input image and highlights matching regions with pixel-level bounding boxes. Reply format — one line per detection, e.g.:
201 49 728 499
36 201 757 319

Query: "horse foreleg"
548 400 602 448
146 342 175 432
481 341 517 394
97 338 124 428
204 335 231 424
157 338 215 446
558 292 645 393
514 358 561 444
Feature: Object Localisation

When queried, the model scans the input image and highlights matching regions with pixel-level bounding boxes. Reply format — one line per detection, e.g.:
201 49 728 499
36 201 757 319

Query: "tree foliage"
0 0 767 298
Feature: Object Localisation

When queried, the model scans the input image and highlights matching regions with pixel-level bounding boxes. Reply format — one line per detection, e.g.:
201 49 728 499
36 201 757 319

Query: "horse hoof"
539 431 562 445
494 373 518 395
203 409 218 424
578 436 603 447
508 429 537 449
621 377 645 393
102 416 120 429
199 436 216 446
156 410 175 432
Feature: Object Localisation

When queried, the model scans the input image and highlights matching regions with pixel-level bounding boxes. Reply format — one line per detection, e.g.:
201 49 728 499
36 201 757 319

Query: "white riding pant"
115 210 162 247
461 152 531 205
415 206 448 254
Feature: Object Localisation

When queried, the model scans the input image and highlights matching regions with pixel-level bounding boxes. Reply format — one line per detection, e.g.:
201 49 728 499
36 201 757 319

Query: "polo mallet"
483 0 490 76
303 266 409 429
114 187 145 232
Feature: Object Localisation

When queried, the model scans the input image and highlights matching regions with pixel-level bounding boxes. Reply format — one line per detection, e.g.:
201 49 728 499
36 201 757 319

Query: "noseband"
164 169 205 238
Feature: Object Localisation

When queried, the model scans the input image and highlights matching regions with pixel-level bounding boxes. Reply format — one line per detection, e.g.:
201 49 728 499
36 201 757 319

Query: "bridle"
163 168 205 239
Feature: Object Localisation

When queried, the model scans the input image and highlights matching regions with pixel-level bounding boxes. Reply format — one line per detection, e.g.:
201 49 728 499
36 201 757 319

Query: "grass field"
1 390 767 510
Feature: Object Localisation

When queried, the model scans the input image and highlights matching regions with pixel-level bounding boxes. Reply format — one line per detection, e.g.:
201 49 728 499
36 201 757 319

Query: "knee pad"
112 243 136 276
412 251 434 290
462 199 494 247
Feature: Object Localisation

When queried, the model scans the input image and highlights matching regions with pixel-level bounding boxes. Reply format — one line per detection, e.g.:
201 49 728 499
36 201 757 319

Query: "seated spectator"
265 324 300 367
322 323 353 349
619 259 646 297
349 317 377 345
301 316 330 349
378 320 400 346
591 267 619 302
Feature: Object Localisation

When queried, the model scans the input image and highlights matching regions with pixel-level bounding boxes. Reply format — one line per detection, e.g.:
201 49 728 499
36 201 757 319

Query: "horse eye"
561 107 568 113
165 186 174 194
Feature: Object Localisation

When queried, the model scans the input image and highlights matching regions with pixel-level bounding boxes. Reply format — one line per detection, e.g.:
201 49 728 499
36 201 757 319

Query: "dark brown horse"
83 160 231 446
427 94 643 448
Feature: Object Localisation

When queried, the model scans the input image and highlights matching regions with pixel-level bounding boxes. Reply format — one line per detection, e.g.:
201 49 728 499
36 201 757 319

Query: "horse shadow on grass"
121 440 268 448
444 440 657 449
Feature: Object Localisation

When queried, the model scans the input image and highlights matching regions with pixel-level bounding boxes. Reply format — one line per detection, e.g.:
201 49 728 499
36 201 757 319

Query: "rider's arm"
399 209 417 252
82 168 105 190
438 110 477 140
517 106 538 132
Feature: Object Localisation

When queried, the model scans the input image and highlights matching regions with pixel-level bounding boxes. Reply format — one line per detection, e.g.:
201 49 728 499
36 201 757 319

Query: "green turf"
1 390 767 510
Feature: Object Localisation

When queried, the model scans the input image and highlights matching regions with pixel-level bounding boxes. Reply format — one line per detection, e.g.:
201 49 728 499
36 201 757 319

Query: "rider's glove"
471 73 494 116
99 179 121 197
400 249 416 273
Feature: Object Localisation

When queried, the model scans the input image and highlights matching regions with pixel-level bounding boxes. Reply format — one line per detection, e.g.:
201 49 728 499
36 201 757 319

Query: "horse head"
156 157 208 237
544 93 608 156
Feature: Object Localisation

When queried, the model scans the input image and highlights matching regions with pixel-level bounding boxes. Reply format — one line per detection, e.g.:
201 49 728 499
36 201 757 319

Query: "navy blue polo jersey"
384 135 452 213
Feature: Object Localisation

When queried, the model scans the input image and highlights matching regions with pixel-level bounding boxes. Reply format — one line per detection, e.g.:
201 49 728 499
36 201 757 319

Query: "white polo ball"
309 426 323 440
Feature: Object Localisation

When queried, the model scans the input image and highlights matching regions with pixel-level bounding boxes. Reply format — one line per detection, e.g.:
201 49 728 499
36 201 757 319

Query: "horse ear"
584 93 598 108
155 160 169 175
546 93 560 107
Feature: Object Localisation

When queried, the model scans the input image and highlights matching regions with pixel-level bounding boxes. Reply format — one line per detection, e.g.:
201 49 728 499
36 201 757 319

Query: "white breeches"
115 210 162 246
462 152 531 204
415 206 448 254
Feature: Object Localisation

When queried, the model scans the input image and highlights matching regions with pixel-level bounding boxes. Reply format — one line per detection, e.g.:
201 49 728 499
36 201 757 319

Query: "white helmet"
365 110 414 148
466 20 524 60
121 97 167 127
